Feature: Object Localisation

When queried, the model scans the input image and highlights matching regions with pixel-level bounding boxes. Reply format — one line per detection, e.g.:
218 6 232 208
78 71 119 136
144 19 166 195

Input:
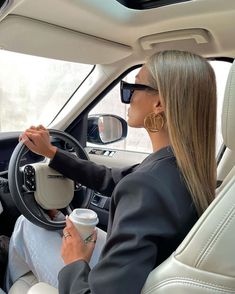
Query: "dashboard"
0 133 46 173
0 146 44 173
0 133 70 173
0 132 21 173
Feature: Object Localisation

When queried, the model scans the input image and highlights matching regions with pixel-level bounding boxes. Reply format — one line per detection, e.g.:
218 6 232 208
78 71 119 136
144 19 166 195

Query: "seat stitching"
194 203 235 266
196 208 235 267
143 277 235 293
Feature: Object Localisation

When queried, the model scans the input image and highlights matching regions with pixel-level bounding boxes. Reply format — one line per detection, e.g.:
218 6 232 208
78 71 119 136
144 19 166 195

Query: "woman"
8 50 216 294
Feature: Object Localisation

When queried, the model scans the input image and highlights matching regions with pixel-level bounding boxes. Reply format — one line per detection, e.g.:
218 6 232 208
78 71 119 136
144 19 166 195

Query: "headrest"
222 60 235 150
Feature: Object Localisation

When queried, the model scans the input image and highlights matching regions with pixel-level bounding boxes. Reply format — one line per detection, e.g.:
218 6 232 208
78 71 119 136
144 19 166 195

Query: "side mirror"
87 114 127 145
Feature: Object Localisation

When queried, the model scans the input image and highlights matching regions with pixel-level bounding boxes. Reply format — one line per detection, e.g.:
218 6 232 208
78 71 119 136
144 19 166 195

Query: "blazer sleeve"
49 148 139 196
58 172 181 294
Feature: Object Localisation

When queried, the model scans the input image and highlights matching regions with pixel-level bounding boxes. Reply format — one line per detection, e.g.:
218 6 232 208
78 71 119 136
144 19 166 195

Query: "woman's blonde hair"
146 50 216 216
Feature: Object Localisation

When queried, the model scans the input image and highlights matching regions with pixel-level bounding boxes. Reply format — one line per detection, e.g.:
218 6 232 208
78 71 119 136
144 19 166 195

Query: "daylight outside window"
0 50 93 131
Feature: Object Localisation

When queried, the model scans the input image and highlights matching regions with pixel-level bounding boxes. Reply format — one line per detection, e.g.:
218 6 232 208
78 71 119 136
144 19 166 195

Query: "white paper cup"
69 208 99 240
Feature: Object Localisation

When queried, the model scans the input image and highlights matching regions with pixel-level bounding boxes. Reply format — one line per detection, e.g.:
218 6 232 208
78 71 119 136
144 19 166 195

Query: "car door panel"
86 147 148 168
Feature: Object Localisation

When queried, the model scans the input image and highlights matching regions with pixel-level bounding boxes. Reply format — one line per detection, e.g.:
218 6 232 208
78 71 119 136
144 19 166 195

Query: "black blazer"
49 146 198 294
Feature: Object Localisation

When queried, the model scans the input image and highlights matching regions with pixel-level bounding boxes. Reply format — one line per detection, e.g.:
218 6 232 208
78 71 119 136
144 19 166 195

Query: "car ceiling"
0 0 235 65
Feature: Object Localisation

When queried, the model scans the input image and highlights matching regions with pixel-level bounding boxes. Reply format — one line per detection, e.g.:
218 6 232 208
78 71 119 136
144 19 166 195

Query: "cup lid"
70 208 99 226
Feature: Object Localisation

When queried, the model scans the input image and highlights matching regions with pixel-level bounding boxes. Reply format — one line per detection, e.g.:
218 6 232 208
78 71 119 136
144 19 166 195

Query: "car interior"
0 0 235 293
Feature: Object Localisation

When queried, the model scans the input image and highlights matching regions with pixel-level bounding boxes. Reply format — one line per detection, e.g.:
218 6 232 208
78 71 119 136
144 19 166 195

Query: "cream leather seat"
10 60 235 294
141 172 235 293
8 272 37 294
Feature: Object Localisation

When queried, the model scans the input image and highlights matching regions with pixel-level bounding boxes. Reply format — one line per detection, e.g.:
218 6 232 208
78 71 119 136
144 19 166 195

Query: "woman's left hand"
61 217 97 265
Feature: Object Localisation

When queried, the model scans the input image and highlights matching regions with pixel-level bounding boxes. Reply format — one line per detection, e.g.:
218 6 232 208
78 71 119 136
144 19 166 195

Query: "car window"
0 50 93 131
88 61 231 154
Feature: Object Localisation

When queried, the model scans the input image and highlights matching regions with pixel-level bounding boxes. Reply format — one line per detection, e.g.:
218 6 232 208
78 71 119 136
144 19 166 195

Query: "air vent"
115 0 191 10
0 0 12 14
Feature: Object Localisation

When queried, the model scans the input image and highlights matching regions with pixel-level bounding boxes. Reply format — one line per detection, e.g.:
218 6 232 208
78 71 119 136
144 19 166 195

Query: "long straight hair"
146 50 217 216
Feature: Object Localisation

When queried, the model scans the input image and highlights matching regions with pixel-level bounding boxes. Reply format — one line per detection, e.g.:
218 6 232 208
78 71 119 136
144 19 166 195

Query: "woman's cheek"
128 112 145 128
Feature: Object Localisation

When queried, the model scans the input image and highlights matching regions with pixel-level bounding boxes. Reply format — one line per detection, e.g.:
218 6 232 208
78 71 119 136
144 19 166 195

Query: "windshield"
0 50 93 131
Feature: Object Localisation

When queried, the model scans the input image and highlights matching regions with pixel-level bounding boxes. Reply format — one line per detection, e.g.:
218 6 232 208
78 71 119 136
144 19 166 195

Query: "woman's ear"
153 99 165 114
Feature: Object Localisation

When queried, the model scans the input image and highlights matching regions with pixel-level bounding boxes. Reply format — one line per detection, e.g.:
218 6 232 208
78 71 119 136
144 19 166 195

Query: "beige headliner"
0 0 235 65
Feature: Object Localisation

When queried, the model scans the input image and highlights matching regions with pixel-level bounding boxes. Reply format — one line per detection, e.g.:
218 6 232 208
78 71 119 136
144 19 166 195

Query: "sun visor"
0 15 132 64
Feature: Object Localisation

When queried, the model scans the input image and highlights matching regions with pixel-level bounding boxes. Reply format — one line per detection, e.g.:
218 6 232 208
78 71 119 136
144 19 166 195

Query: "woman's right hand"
19 125 57 159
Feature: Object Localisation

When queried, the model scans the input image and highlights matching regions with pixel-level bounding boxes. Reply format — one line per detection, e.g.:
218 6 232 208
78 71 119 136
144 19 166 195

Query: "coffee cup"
69 208 99 240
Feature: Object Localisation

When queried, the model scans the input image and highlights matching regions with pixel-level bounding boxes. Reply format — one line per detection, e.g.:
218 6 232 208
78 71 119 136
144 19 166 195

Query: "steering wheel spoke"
21 191 49 221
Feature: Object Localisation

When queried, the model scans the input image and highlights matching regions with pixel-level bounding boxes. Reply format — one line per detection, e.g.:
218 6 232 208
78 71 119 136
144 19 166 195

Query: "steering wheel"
8 129 93 230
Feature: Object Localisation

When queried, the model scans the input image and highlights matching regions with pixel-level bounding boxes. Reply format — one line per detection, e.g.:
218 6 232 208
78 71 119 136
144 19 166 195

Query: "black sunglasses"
120 80 157 104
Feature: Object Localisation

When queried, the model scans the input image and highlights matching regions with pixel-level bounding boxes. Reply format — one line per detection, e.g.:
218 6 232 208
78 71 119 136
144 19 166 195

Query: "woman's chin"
127 120 141 128
127 119 134 127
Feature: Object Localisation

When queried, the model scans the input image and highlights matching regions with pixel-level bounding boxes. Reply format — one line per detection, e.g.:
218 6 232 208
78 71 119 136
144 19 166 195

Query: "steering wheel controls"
23 165 36 192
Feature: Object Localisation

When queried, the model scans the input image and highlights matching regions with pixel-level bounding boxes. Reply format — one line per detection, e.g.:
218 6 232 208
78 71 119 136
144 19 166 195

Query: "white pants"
7 215 106 290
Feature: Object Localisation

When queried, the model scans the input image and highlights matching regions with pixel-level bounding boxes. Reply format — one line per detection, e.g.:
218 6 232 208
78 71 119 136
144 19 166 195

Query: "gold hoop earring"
144 112 165 132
